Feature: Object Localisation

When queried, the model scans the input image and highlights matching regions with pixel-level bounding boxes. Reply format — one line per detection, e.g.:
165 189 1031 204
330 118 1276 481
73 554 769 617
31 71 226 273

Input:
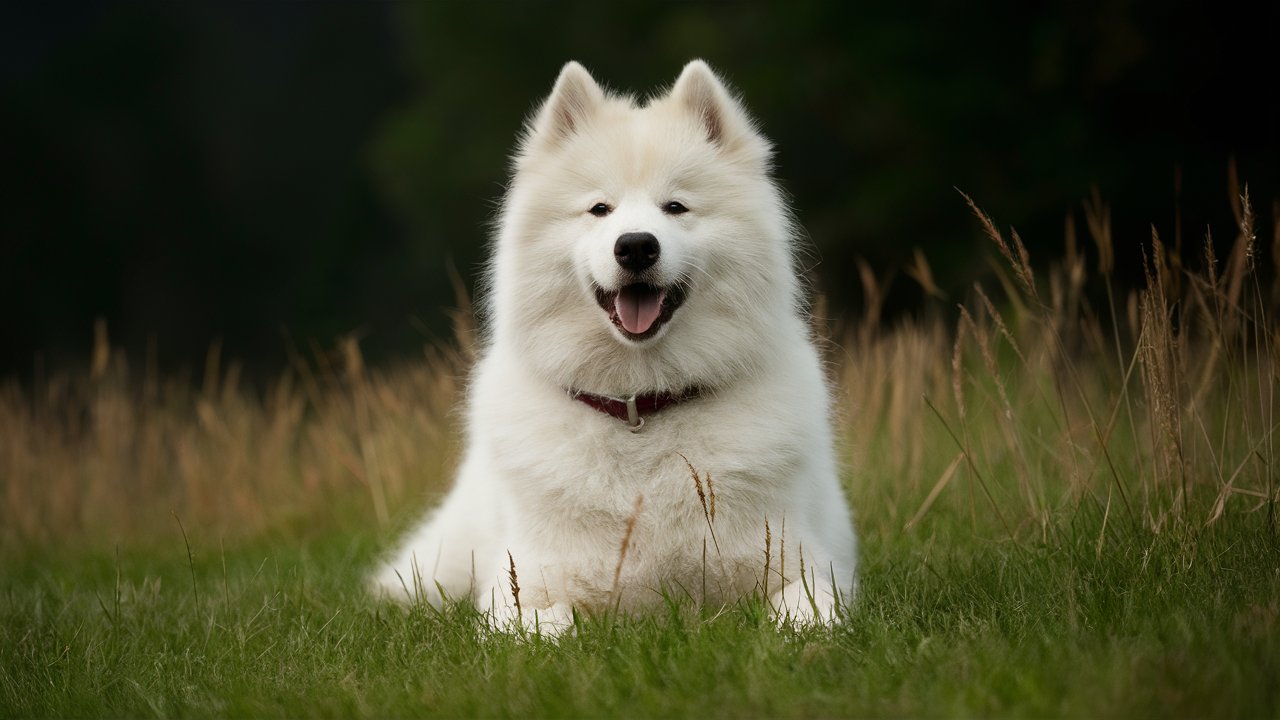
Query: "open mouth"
594 283 686 341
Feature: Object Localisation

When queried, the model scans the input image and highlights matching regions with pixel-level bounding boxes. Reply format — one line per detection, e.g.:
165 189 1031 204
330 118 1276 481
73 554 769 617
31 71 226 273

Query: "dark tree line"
2 1 1275 379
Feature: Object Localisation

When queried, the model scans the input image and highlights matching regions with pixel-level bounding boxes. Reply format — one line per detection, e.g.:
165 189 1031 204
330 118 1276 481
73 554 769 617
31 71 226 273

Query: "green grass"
3 504 1278 718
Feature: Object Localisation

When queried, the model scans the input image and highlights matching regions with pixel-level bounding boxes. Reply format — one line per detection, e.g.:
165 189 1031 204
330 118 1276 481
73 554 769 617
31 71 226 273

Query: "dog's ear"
526 61 605 150
670 60 768 159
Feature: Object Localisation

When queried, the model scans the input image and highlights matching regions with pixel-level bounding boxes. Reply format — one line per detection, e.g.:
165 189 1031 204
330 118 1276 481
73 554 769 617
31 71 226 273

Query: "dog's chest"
495 411 798 609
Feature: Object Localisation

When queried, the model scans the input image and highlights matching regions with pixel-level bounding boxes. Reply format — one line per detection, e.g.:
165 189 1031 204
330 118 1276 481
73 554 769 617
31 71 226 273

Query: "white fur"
369 60 857 633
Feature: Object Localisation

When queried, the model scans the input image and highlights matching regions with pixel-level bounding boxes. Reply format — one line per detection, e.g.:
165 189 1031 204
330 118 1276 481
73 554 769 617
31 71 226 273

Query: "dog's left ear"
670 60 769 160
524 61 605 153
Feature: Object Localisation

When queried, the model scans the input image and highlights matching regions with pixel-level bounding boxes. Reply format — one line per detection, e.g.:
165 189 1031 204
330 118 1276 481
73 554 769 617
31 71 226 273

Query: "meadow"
2 191 1278 717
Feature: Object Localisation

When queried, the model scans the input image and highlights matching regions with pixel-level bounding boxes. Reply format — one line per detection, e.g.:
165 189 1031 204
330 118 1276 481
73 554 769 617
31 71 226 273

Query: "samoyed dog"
370 60 857 633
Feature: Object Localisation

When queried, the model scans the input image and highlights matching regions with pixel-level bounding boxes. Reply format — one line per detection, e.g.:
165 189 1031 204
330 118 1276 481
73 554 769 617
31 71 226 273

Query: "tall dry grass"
842 184 1277 539
0 325 467 548
1 188 1276 550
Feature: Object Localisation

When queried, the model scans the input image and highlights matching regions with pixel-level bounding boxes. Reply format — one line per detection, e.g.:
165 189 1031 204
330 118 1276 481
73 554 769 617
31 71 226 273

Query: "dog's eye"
588 203 612 217
663 201 689 215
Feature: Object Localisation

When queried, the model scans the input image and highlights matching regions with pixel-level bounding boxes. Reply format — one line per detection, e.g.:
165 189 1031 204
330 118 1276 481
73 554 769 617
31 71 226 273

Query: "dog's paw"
487 601 576 639
368 562 439 606
769 579 847 628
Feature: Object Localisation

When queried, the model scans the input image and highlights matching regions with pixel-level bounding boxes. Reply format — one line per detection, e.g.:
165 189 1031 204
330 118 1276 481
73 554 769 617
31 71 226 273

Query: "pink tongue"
615 286 666 334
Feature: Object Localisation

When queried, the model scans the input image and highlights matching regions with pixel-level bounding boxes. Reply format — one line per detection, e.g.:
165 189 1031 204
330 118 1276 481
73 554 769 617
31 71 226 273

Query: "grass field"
3 192 1278 717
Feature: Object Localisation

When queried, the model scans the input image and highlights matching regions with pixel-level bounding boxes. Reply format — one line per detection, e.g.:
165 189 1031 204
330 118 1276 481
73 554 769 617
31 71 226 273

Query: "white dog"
371 60 857 633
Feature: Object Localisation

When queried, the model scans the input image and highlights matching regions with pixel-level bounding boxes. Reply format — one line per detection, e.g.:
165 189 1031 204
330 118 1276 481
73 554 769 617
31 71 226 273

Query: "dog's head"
489 61 803 396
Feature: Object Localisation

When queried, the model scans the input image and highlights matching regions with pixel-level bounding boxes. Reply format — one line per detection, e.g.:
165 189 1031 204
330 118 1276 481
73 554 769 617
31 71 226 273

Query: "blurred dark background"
3 1 1276 380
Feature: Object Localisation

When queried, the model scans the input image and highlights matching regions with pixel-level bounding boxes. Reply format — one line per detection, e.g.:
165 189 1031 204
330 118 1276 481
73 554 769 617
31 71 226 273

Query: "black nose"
614 232 660 272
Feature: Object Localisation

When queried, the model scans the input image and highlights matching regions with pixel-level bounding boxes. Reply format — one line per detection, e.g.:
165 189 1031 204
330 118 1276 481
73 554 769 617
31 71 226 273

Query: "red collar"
570 388 698 430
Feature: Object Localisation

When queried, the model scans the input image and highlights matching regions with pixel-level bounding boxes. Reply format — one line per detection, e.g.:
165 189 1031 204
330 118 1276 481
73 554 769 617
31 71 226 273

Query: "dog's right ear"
669 60 771 164
525 61 604 151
